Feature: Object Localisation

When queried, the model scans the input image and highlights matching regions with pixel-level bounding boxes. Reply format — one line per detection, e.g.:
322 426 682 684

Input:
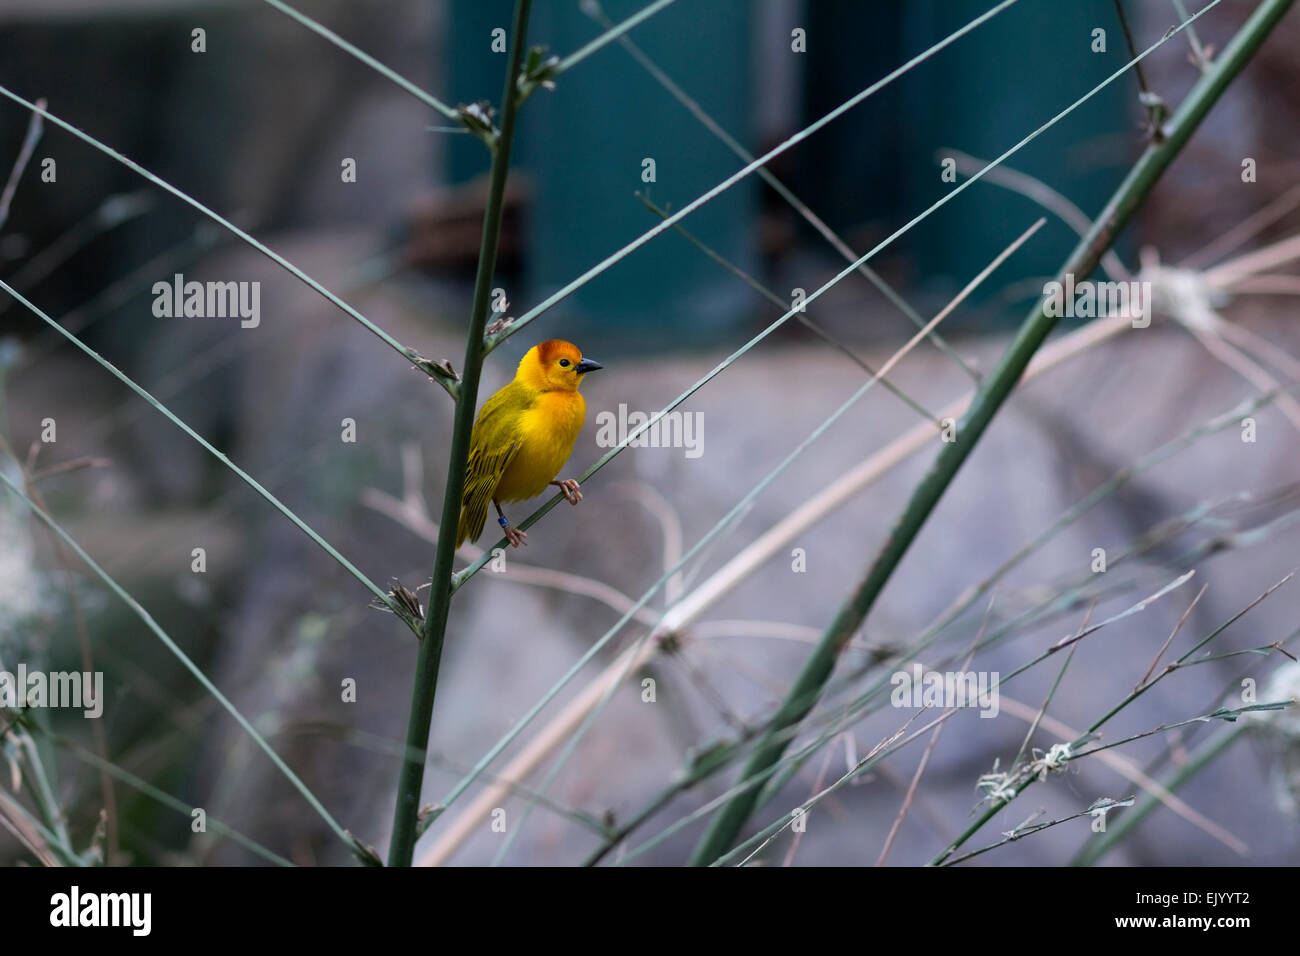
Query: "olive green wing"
456 385 528 546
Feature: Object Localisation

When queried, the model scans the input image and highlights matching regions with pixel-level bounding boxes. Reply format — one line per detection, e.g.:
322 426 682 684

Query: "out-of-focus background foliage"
1 0 1299 866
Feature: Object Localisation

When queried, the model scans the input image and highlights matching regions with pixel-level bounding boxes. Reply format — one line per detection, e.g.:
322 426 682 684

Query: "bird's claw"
503 525 528 548
553 478 583 506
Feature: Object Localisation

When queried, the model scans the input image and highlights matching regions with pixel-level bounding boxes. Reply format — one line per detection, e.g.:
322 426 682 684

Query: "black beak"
574 358 603 375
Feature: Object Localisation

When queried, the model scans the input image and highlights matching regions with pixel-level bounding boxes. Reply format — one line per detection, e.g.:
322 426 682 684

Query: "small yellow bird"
457 339 602 548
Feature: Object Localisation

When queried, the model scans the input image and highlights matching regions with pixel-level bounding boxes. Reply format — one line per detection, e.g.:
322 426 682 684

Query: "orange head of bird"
517 339 603 392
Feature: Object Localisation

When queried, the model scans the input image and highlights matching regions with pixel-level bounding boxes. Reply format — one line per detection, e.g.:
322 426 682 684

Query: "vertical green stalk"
686 0 1296 866
387 0 532 867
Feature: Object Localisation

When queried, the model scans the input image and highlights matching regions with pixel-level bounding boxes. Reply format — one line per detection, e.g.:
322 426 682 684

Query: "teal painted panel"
899 0 1133 316
445 0 757 352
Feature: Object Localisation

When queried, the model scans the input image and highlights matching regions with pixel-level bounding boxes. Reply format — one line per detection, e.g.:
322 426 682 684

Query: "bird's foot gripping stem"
498 514 528 548
551 478 583 506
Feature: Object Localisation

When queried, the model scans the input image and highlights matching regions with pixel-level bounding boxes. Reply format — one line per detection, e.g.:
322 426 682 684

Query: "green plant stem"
685 0 1295 867
386 0 531 868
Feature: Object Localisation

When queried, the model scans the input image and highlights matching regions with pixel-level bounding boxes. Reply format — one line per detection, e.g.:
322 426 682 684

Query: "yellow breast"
495 389 586 503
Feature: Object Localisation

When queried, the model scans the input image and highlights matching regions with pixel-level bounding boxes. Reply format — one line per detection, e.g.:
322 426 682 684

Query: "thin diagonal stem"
637 192 941 425
944 801 1122 867
875 617 988 866
0 471 359 860
260 0 458 120
0 96 42 229
1112 0 1155 107
555 0 679 75
1087 574 1294 735
1172 0 1215 71
1071 723 1243 866
0 281 391 605
0 87 429 376
941 149 1129 279
51 735 294 867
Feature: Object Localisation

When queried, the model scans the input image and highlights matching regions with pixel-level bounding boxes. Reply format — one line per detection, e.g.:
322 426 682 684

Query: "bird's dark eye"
558 358 571 368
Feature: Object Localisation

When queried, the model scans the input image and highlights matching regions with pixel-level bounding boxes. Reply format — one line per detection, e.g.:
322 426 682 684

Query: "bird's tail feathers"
456 500 487 548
